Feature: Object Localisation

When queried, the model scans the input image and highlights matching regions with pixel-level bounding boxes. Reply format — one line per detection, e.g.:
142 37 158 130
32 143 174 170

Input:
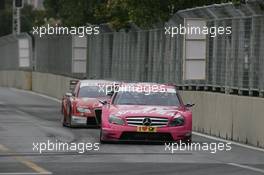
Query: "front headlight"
77 107 91 113
109 114 125 125
169 114 185 126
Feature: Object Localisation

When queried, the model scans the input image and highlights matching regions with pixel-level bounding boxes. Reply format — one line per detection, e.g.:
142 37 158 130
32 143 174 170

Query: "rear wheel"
62 115 67 127
65 105 73 127
68 112 73 128
99 129 104 143
61 107 67 127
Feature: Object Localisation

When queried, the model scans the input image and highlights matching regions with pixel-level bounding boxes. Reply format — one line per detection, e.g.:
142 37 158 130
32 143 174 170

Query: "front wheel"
65 106 73 127
61 107 67 127
62 115 67 127
99 129 110 143
67 113 73 128
99 129 105 143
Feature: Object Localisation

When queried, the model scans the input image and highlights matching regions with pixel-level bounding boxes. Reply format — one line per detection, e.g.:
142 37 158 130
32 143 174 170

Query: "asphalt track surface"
0 87 264 175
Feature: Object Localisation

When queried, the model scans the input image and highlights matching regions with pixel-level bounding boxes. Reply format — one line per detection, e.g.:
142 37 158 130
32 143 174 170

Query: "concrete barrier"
0 70 32 90
1 71 264 148
32 72 74 99
0 70 73 99
180 91 264 148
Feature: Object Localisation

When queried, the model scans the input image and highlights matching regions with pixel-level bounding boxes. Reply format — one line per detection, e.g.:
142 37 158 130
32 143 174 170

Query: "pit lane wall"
0 70 264 148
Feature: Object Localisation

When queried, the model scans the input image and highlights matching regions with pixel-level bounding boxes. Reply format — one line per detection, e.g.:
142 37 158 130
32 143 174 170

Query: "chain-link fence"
86 1 264 96
86 22 184 84
171 1 264 96
33 34 73 76
0 1 263 96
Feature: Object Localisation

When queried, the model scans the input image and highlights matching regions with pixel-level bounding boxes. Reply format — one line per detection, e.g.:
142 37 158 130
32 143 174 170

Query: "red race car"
61 79 115 127
100 83 194 143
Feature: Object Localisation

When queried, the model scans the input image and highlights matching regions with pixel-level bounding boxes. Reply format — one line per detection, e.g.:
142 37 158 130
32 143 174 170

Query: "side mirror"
185 103 195 108
69 80 79 91
106 91 114 96
65 92 73 97
99 100 108 105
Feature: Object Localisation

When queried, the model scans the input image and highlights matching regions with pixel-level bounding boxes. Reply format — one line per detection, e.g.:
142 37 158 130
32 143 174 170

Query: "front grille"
94 109 102 125
120 132 173 141
126 117 168 127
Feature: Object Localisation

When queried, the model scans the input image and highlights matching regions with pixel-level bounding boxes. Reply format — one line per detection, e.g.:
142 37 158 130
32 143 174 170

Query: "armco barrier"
0 71 263 148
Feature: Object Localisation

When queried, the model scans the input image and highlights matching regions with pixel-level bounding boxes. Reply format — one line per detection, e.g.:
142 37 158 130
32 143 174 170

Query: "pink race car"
100 83 194 143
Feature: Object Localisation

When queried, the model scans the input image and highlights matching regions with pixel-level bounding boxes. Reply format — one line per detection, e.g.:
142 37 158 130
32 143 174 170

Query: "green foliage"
48 0 238 30
43 0 104 26
0 0 240 36
93 0 238 29
94 0 130 29
21 5 46 33
0 0 12 36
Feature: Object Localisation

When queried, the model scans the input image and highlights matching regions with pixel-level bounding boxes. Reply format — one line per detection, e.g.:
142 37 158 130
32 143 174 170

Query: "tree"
43 0 105 27
21 5 46 33
0 0 12 36
43 0 240 30
94 0 240 29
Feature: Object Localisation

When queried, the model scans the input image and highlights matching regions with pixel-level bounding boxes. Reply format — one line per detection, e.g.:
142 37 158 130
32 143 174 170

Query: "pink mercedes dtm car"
61 79 115 127
100 83 194 143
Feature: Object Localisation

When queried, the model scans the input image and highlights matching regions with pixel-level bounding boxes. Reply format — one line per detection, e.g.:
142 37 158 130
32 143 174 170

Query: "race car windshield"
113 91 180 106
78 86 106 98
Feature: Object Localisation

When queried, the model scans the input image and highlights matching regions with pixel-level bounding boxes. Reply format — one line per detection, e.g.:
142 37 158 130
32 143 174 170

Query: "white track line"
10 88 60 103
228 163 264 174
193 131 264 153
0 173 52 175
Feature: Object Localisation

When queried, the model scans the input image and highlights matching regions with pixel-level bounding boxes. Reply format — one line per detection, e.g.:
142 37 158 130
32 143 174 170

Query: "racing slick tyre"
99 129 109 144
62 115 67 127
61 107 67 127
63 105 73 127
99 129 105 143
68 114 73 128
